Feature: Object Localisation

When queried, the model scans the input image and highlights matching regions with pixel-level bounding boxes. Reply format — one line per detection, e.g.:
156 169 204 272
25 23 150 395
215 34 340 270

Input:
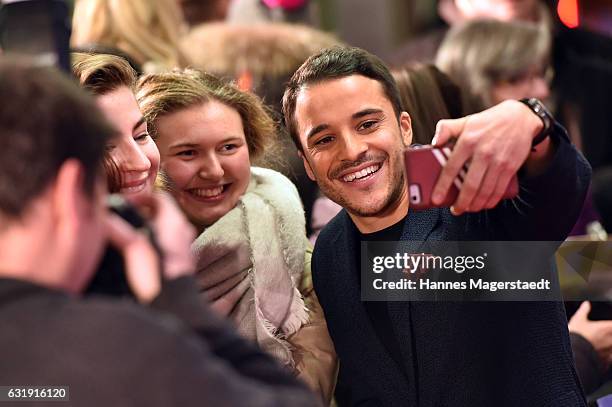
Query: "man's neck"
0 229 69 293
350 187 410 234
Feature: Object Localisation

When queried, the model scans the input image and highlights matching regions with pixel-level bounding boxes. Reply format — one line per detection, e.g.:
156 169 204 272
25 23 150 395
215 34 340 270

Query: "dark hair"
0 59 116 219
282 46 402 151
391 64 464 145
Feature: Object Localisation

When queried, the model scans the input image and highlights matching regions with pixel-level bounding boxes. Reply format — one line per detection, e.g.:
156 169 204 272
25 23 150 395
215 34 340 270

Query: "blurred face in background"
96 86 160 200
455 0 540 22
176 0 231 25
490 64 550 105
155 100 251 229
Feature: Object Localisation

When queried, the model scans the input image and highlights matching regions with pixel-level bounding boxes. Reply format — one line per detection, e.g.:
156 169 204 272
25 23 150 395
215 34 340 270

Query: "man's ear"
51 159 88 238
399 111 413 146
298 150 316 181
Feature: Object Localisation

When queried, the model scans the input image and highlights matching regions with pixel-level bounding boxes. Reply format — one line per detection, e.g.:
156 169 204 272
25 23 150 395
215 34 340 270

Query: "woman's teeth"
120 183 146 194
191 186 224 197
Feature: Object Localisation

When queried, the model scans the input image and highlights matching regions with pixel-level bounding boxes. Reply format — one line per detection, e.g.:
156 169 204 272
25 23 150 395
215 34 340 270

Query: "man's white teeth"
192 186 224 197
342 164 380 182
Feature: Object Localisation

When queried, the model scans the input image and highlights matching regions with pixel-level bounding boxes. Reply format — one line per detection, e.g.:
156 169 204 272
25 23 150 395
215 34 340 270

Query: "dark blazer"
0 276 320 407
312 129 591 406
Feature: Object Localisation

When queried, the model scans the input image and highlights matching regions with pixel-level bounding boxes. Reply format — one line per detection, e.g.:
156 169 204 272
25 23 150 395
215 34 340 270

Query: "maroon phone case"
404 145 519 210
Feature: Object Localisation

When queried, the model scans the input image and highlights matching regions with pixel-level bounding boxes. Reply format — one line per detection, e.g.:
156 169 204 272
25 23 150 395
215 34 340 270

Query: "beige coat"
291 247 338 405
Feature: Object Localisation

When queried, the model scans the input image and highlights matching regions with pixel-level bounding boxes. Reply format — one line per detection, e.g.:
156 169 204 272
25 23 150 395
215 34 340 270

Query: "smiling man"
282 46 591 406
293 74 411 232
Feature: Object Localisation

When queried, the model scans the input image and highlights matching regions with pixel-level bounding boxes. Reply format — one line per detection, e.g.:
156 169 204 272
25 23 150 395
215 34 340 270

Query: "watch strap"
519 98 553 148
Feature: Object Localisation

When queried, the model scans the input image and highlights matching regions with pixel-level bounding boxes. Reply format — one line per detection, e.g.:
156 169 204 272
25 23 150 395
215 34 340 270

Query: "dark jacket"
0 276 321 407
570 332 608 396
312 127 591 406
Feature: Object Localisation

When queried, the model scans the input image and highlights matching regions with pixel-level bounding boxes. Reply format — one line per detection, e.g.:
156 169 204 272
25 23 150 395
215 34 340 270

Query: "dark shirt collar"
358 213 408 242
0 277 64 307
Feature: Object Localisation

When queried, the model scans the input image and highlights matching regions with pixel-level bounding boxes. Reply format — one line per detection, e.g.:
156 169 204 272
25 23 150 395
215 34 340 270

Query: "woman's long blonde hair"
71 0 187 70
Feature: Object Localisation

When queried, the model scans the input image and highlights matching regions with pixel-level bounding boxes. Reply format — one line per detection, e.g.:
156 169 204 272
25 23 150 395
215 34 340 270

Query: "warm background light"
558 0 580 28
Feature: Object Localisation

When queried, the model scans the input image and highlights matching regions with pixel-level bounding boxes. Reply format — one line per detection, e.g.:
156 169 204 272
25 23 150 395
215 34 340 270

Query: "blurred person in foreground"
0 59 320 406
136 69 337 404
282 45 590 406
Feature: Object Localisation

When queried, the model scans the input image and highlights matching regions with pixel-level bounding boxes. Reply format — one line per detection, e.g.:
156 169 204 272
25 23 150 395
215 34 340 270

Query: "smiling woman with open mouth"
136 69 337 405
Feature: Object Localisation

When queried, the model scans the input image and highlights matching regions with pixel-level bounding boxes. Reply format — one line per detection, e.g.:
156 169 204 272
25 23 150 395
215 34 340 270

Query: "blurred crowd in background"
67 0 612 240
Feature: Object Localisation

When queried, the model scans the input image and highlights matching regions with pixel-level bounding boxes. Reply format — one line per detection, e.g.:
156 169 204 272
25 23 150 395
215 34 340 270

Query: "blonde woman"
181 23 341 235
436 19 551 112
71 0 187 71
136 69 337 404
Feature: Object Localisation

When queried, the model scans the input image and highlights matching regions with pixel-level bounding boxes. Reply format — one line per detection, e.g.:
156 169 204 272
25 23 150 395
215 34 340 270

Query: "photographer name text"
372 278 551 291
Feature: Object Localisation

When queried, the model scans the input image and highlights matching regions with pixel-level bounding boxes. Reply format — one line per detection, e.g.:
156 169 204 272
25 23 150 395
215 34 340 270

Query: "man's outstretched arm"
431 99 570 216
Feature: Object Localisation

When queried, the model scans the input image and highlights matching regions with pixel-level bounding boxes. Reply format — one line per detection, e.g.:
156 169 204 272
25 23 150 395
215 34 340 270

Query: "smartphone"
588 302 612 321
404 145 519 210
84 196 161 298
0 0 71 72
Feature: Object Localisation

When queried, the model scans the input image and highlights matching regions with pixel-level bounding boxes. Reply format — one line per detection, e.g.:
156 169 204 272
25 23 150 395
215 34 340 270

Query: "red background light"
558 0 580 28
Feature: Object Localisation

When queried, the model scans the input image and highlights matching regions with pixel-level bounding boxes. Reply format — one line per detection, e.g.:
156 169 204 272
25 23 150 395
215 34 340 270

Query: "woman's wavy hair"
136 68 277 164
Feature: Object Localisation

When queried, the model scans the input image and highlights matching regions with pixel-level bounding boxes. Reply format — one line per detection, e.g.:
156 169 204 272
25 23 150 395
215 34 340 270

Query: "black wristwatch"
519 98 553 148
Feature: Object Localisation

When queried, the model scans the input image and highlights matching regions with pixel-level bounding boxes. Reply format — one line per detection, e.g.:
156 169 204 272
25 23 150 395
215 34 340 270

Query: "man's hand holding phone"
427 100 548 215
404 144 519 211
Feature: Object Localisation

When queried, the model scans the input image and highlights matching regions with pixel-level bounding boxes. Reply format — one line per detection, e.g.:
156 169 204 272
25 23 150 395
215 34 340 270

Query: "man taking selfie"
282 46 590 406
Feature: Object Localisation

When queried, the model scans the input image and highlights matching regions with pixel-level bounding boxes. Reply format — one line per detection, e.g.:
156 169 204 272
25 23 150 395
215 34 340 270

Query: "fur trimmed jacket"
192 167 337 404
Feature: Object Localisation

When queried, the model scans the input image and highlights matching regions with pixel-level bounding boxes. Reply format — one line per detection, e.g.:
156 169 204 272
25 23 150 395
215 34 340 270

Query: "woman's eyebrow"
132 117 146 132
